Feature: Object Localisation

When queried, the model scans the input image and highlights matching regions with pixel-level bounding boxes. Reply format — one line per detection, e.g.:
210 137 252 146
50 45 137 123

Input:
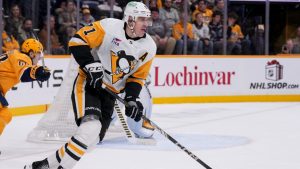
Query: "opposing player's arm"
68 21 105 67
20 65 50 82
7 52 50 82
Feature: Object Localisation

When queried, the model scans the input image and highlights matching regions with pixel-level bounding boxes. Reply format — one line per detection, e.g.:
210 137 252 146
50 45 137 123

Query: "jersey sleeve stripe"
131 58 153 80
69 37 88 46
74 34 87 43
126 78 144 86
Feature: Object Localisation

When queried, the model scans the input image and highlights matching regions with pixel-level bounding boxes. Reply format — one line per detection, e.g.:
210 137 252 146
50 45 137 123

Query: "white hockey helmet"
123 1 151 23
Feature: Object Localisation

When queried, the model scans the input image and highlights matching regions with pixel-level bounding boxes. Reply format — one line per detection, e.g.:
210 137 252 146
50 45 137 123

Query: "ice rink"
0 102 300 169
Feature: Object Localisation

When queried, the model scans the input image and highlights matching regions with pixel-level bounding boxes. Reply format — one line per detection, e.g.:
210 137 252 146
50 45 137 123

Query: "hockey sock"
46 151 60 168
59 120 101 168
57 136 88 168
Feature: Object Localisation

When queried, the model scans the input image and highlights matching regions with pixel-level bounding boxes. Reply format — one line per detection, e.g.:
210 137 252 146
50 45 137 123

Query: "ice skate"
24 158 50 169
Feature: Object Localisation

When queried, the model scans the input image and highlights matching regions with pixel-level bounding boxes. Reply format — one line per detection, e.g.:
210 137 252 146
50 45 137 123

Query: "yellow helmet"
21 38 43 54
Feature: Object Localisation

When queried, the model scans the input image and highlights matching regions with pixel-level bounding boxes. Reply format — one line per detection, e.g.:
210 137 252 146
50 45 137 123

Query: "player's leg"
98 89 116 142
0 104 12 156
25 74 103 169
56 76 104 169
0 106 12 135
127 84 155 138
0 92 11 136
24 114 100 169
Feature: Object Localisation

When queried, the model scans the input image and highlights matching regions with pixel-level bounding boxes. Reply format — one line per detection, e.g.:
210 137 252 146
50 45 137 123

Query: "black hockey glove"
34 66 51 82
83 62 104 90
124 96 143 122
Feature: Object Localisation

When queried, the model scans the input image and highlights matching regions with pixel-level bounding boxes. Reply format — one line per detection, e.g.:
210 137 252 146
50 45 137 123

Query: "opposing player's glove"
125 96 143 122
83 62 104 90
33 66 51 82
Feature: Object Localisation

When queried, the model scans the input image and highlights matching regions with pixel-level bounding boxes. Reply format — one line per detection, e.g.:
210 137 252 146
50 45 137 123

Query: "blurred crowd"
1 0 300 55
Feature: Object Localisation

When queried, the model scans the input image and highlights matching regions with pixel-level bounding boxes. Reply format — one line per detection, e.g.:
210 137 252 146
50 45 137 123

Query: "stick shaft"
101 84 212 169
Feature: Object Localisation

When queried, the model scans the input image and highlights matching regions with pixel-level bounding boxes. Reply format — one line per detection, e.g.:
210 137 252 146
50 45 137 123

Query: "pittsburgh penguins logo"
111 50 138 84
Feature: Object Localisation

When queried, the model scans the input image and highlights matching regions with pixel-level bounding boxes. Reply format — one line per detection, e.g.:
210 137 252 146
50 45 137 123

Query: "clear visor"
136 17 153 26
32 51 44 65
35 52 44 60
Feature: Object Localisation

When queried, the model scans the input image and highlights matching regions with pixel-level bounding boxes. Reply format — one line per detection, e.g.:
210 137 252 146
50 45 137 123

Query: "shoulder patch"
18 60 27 66
139 52 148 62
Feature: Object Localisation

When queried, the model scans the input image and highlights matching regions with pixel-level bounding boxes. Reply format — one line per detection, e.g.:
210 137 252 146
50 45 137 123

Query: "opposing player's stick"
101 84 212 169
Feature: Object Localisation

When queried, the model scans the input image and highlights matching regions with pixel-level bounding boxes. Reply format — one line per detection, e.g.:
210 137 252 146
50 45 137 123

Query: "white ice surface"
0 102 300 169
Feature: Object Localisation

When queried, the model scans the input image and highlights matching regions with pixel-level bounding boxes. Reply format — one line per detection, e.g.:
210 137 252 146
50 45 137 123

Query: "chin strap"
128 21 137 38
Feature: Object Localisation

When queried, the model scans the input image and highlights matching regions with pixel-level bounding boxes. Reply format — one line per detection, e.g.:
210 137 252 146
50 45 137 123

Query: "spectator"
17 18 35 46
55 1 67 17
206 0 215 9
172 0 184 11
252 24 265 55
209 11 223 54
62 26 77 54
282 39 293 54
286 26 300 53
282 27 300 54
2 20 20 53
98 0 123 19
159 0 180 37
172 12 198 54
79 7 95 27
213 0 224 14
227 12 251 54
81 0 104 20
149 0 163 9
190 0 199 13
192 0 213 24
39 16 65 55
6 4 25 39
192 12 213 54
148 7 176 54
57 0 77 35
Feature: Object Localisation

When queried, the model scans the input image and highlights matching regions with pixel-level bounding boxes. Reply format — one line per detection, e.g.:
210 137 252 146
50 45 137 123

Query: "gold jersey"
0 50 32 95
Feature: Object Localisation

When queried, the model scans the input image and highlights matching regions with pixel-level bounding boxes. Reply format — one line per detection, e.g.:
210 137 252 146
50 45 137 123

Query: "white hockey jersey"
69 18 157 93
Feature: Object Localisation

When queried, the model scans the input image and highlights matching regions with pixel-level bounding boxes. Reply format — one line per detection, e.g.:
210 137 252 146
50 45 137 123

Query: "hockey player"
25 1 156 169
0 38 50 137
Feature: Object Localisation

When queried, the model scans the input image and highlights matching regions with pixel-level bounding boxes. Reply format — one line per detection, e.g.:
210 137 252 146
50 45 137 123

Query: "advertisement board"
150 57 300 97
5 56 300 109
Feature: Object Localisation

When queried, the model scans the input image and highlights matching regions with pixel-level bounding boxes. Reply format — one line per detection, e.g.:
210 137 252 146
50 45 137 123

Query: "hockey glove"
125 96 143 122
34 66 51 82
83 62 104 90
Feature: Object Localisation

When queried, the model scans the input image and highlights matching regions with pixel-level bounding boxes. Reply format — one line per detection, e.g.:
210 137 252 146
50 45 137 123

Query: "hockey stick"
113 101 136 143
101 84 212 169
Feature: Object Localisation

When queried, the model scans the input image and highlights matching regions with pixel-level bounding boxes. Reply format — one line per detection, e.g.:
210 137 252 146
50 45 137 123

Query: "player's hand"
83 62 104 90
125 96 143 122
35 66 51 82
